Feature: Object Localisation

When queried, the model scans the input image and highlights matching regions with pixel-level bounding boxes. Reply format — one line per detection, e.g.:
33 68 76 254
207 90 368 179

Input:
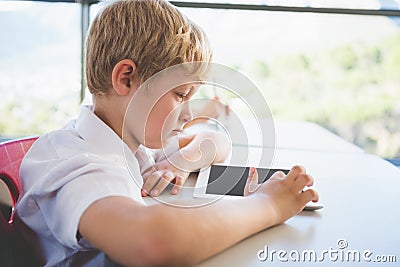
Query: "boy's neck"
93 95 140 153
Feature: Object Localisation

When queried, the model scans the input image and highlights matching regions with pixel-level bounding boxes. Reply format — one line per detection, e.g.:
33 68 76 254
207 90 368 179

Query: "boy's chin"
143 142 162 149
144 138 167 149
144 133 177 149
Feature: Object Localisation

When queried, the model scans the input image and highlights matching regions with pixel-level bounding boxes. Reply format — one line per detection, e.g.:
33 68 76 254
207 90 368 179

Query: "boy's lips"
172 129 182 135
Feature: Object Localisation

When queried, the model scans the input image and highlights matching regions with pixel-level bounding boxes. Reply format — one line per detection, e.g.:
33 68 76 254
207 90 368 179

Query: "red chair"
0 137 38 222
0 137 38 266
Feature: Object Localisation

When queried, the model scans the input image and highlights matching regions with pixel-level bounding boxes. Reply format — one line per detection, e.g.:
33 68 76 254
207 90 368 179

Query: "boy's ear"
111 59 137 96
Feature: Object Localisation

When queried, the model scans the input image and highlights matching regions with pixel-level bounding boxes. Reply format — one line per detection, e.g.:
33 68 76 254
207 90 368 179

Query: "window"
2 0 400 159
173 0 399 10
0 1 81 139
177 6 400 157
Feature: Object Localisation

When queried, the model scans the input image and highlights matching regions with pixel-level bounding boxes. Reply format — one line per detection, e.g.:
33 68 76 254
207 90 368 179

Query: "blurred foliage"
0 92 80 139
244 33 400 158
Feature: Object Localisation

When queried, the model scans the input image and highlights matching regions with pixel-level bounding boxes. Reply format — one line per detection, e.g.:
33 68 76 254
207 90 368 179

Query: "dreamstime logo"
257 239 397 263
337 238 348 249
121 62 276 208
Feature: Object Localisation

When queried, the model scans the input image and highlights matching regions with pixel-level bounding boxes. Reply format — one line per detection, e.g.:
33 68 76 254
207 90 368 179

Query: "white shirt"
15 105 145 266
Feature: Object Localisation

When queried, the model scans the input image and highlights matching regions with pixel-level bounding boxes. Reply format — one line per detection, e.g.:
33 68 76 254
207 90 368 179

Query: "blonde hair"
86 0 213 94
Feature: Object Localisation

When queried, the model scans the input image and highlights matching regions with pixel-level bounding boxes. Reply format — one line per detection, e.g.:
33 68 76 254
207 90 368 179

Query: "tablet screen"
205 165 289 196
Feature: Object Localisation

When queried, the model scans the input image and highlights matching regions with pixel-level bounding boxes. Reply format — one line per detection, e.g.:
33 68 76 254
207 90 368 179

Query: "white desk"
195 149 400 266
143 120 400 266
189 119 364 154
274 120 364 154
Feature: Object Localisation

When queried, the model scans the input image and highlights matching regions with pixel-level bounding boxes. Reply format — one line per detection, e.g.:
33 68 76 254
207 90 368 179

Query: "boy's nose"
179 101 193 123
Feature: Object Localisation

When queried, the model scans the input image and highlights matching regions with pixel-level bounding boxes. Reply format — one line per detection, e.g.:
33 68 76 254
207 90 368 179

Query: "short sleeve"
32 153 144 249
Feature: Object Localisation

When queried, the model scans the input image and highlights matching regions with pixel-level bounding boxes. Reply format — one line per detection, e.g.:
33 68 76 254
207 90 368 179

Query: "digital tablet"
194 164 323 211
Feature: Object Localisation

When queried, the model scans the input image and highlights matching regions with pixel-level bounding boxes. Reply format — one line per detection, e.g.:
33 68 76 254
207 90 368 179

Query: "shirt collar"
75 105 136 162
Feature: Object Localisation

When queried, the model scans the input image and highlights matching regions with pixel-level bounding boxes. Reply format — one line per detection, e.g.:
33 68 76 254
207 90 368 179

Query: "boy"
15 0 319 266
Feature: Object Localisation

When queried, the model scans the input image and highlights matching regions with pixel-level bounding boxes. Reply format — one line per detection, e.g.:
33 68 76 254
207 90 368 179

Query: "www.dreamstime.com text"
257 239 397 263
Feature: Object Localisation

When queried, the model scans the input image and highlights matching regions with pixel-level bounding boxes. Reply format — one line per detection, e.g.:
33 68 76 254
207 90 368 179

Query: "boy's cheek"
144 127 174 149
145 102 180 146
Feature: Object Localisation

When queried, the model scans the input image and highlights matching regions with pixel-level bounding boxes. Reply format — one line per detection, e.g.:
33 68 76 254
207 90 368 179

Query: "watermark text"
257 239 397 263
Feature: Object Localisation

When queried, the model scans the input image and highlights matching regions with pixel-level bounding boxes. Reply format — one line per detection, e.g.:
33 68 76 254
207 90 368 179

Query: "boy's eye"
176 92 187 101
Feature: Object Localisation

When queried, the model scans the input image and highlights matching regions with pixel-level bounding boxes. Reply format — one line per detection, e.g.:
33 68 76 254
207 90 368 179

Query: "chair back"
0 137 38 222
0 137 38 266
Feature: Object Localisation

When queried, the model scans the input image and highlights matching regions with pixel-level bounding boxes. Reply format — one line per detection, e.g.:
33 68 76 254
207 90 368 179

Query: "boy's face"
142 83 197 148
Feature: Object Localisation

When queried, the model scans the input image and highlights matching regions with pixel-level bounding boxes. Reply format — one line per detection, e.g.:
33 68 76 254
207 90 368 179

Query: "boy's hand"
141 158 190 197
244 165 319 225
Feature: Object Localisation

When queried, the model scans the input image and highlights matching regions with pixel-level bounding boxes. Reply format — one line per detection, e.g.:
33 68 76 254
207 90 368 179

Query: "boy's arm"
156 129 230 166
79 165 319 267
177 129 230 165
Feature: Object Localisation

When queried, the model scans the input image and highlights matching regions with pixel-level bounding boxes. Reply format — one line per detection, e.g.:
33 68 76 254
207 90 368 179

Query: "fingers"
284 165 314 194
270 170 286 180
293 173 314 193
142 158 190 197
142 171 187 197
141 171 163 197
170 176 185 195
149 171 175 197
298 188 319 205
244 167 259 196
286 165 318 205
286 165 306 182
